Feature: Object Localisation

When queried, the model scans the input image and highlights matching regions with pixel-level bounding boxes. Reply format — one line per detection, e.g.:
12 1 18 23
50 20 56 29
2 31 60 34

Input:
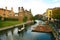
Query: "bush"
0 20 2 28
4 17 18 21
23 16 27 22
0 16 2 20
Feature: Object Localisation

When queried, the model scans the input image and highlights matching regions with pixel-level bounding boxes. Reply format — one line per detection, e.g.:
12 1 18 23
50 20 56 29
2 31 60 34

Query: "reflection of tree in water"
18 30 24 37
24 27 27 32
50 33 55 40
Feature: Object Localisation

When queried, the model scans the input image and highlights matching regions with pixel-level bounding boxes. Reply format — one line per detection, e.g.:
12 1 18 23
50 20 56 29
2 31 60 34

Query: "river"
0 20 54 40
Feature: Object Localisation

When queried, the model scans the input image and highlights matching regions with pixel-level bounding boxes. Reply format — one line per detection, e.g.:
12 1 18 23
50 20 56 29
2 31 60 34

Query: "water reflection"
0 20 54 40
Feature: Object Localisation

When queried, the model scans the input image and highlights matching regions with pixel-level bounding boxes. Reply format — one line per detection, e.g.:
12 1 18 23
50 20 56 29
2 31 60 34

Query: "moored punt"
32 25 52 33
18 26 25 33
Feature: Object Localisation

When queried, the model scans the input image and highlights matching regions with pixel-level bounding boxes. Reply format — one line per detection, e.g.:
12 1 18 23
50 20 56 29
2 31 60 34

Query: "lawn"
0 21 23 28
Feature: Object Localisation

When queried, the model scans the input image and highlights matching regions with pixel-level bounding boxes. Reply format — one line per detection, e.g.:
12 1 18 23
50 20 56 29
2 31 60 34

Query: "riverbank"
0 21 22 28
0 21 34 31
0 20 54 40
48 21 59 40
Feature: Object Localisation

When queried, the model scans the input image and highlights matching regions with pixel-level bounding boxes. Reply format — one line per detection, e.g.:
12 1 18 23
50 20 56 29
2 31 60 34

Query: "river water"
0 20 54 40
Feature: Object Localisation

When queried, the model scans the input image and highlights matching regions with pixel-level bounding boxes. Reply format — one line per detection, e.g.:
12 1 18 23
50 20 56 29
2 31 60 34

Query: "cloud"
0 0 60 15
20 0 49 15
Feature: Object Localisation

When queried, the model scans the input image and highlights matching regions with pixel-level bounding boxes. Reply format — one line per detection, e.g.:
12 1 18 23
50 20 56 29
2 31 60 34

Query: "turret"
5 7 7 10
20 7 24 12
25 10 28 13
11 7 13 11
11 7 14 17
18 7 20 12
29 9 31 13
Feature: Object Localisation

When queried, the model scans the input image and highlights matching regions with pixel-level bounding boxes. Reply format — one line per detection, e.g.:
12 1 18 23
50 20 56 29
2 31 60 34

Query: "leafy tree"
23 16 27 22
0 19 2 28
0 16 2 20
52 8 60 28
52 8 60 20
34 14 43 20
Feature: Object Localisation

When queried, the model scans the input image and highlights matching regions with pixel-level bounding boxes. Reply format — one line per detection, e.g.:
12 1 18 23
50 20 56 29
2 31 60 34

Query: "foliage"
52 8 60 20
0 20 2 28
34 14 43 20
23 16 27 22
0 16 2 20
32 16 35 20
30 14 34 20
4 17 18 21
0 21 22 28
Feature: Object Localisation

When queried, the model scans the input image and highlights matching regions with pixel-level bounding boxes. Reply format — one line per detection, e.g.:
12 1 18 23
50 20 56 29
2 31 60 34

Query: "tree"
52 7 60 28
0 16 2 28
52 8 60 20
23 16 27 22
34 14 43 20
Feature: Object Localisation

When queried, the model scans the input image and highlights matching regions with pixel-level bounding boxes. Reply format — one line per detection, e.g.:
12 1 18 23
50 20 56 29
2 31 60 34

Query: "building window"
49 18 51 20
3 13 5 16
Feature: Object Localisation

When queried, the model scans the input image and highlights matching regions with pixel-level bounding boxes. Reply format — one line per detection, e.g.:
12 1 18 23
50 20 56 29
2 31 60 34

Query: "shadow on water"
0 20 55 40
0 27 55 40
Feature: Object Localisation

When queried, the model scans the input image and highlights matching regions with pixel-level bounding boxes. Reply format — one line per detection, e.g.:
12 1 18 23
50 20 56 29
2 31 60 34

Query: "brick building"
0 7 14 18
18 7 33 22
0 7 33 21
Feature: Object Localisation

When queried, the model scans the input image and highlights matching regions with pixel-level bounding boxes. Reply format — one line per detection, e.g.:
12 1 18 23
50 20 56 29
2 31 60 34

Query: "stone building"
18 7 33 22
0 8 5 17
0 7 33 21
46 9 53 20
0 7 14 18
0 7 14 20
43 8 53 21
9 7 14 18
24 9 33 21
18 7 25 22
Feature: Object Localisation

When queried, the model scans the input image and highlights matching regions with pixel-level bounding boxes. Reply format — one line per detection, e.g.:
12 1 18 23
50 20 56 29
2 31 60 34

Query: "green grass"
0 21 23 28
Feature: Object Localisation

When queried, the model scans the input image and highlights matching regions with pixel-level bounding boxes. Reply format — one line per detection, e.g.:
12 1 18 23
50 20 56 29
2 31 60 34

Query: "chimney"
20 7 24 12
29 9 31 13
18 7 20 12
11 7 13 11
5 7 7 10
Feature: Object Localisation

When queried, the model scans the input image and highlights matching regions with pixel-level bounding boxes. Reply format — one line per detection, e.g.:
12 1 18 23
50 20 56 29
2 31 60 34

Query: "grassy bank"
0 21 23 28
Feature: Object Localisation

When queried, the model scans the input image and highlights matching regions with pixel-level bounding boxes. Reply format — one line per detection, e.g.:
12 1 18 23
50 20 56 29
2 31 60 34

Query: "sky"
0 0 60 16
